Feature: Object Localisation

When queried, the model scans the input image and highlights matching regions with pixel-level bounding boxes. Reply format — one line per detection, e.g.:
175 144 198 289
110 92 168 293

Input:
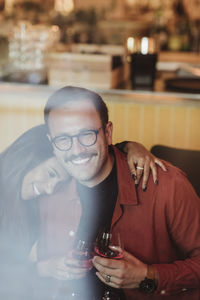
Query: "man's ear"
105 121 113 145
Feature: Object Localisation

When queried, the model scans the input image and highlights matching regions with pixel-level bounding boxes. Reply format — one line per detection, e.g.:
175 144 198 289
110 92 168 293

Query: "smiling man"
47 98 113 187
43 86 200 299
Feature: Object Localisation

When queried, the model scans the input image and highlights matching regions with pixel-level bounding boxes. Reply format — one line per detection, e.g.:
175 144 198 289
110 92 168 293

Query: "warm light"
5 0 15 13
127 37 135 53
126 0 136 5
141 37 148 54
54 0 74 15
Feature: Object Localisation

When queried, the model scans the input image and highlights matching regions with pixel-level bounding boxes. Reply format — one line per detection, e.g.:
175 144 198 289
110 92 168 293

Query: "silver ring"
136 166 144 170
105 275 111 283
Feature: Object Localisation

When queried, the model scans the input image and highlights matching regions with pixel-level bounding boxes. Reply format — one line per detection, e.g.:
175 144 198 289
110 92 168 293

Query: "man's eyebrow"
79 128 96 133
53 128 95 138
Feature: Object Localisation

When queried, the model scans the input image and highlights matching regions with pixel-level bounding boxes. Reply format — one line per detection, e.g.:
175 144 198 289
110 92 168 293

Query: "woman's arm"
115 141 167 191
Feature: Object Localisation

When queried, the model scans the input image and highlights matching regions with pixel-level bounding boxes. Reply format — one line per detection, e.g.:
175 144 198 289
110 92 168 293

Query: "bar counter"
0 83 200 152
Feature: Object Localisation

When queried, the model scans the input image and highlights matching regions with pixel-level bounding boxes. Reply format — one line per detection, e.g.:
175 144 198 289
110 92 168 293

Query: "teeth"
71 157 90 165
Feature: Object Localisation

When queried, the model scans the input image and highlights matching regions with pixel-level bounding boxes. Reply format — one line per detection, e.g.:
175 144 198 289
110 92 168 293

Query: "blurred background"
0 0 200 152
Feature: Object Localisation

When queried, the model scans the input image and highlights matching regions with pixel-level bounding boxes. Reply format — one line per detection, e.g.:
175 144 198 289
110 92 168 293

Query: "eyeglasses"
51 127 103 151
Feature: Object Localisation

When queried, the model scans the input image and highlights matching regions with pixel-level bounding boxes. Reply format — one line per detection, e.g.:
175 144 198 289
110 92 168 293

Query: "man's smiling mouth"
71 157 91 165
67 153 97 165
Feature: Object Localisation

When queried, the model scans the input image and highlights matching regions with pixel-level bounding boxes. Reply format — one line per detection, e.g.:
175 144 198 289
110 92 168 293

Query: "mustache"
64 152 98 163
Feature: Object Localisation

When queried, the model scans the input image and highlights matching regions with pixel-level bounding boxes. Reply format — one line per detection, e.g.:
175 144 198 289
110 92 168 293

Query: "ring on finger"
136 166 144 170
105 275 111 283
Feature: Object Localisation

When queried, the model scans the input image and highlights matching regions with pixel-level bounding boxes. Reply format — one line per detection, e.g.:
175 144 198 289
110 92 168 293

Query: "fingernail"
132 173 137 180
143 186 147 192
155 179 158 185
135 183 139 188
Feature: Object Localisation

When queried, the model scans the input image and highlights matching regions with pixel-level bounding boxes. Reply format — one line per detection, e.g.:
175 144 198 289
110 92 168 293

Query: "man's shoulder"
157 160 188 185
154 160 199 209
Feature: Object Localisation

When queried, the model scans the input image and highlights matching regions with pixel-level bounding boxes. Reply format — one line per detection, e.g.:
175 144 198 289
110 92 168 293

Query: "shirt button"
161 290 166 295
69 230 75 236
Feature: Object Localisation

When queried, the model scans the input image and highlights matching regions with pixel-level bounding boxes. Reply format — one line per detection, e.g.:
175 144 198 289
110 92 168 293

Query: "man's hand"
92 250 147 289
37 256 88 281
124 142 167 190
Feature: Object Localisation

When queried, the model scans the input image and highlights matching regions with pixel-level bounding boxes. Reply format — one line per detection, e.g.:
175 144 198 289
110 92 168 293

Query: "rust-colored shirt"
112 146 200 299
38 146 200 299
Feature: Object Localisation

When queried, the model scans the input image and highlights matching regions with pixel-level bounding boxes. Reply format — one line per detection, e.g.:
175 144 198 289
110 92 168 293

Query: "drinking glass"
69 239 94 270
95 230 123 259
94 229 124 300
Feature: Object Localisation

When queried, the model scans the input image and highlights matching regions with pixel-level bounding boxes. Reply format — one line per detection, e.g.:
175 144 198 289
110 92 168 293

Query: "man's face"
47 99 113 187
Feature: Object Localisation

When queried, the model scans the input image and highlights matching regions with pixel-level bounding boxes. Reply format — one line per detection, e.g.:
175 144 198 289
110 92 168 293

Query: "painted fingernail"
132 174 137 180
143 186 147 192
135 183 139 188
155 179 158 185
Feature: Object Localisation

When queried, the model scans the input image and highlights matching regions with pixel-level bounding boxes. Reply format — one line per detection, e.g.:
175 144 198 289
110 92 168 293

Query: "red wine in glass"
94 231 123 259
69 239 94 270
60 239 95 299
94 230 123 300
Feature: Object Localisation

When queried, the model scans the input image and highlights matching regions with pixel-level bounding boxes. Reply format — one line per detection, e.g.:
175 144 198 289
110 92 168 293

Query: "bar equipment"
8 22 60 84
127 37 158 90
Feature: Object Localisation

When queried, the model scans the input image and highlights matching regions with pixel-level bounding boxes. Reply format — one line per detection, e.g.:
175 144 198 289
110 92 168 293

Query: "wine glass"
66 197 93 270
69 238 94 270
94 229 124 300
95 230 123 259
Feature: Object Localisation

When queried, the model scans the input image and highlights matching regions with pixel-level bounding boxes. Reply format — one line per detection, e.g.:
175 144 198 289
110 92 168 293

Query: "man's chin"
72 173 94 185
65 165 96 185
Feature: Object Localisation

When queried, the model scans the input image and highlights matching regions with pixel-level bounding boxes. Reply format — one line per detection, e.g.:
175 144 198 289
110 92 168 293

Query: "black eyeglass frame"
51 127 103 151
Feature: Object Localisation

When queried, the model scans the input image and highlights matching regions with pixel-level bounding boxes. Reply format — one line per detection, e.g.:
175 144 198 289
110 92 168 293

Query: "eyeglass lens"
53 129 99 151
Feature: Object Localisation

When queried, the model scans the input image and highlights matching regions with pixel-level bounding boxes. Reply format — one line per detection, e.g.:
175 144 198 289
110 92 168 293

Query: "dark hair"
0 124 53 258
44 86 109 128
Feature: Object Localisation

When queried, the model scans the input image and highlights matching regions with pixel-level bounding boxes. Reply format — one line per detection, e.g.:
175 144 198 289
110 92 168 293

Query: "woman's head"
21 155 67 200
1 124 68 201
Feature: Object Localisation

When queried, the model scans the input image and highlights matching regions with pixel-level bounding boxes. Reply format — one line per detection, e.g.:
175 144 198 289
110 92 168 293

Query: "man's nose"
71 137 85 155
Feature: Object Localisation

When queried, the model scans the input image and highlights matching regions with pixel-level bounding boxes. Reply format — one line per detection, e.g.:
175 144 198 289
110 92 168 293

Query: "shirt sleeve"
153 172 200 296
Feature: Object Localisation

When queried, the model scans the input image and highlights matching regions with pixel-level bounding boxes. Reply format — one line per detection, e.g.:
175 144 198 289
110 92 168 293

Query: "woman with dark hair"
0 125 66 254
0 124 69 299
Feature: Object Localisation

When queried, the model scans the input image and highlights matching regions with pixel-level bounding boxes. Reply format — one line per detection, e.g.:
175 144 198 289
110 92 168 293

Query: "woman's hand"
123 142 167 190
37 256 88 281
